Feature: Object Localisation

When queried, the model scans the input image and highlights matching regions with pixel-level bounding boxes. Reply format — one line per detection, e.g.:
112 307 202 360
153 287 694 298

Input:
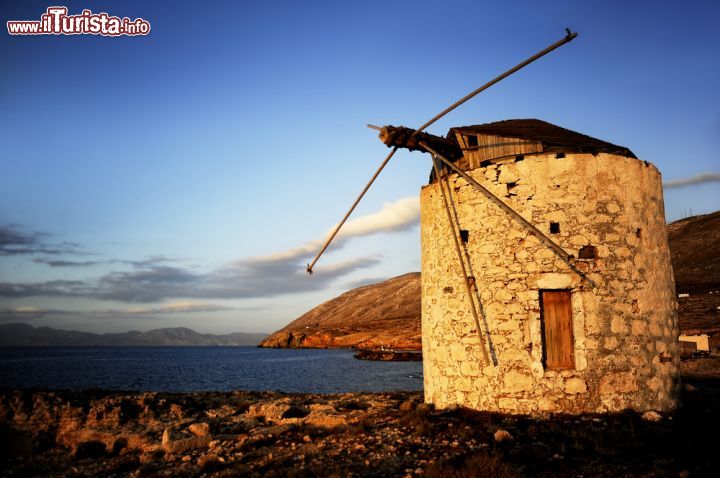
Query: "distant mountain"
0 323 267 347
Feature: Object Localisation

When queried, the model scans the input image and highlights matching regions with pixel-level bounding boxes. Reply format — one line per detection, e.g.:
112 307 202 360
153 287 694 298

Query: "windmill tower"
306 31 679 414
414 120 679 413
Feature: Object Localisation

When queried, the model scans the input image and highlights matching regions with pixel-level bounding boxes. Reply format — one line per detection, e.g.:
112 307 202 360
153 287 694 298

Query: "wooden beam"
419 141 597 289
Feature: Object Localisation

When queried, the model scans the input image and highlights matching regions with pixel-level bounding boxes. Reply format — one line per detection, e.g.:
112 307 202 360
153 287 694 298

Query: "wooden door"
540 290 575 369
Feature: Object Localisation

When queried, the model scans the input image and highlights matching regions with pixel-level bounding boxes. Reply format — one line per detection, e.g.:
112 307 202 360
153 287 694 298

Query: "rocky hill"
0 324 267 347
668 211 720 294
260 273 421 350
262 211 720 350
670 211 720 337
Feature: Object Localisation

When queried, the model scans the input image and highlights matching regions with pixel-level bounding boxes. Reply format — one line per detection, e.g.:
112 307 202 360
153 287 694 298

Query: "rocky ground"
1 358 719 477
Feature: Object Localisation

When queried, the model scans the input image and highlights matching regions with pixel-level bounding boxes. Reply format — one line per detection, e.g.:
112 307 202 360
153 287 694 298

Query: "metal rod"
306 146 398 274
431 155 489 364
444 175 498 365
420 141 597 289
413 29 577 135
366 124 382 131
306 29 577 274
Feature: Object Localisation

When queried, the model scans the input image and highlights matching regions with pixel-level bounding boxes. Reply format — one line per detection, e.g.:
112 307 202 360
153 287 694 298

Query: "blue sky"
1 0 718 334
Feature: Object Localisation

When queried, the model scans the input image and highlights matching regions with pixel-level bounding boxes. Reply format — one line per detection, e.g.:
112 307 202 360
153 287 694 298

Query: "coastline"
2 357 719 477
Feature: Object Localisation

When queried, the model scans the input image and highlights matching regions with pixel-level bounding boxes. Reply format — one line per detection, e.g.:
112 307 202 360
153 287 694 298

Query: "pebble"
641 411 663 422
188 422 210 437
494 429 514 442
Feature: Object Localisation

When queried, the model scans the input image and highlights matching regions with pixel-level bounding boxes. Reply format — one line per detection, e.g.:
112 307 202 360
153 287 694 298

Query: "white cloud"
336 196 420 238
0 306 70 320
257 196 420 263
0 197 417 303
99 301 232 317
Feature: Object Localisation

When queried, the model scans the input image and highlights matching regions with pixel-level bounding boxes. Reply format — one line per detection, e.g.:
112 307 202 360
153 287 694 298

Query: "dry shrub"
424 452 520 478
399 409 435 434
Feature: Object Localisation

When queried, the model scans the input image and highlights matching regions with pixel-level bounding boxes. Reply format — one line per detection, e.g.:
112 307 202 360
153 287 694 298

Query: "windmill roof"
448 119 636 158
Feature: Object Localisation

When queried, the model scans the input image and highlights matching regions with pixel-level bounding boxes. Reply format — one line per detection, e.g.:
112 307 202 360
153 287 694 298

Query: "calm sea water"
0 347 423 393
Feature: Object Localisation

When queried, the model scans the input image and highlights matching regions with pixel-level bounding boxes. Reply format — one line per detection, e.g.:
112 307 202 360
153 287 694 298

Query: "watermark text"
7 6 151 36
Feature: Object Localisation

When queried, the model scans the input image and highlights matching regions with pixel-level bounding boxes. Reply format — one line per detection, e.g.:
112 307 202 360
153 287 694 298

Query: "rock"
563 378 587 394
139 447 164 464
416 403 433 415
282 405 310 419
188 422 210 437
683 383 697 393
162 427 212 455
215 433 248 443
399 400 415 411
198 453 221 472
503 370 534 393
260 424 293 436
493 429 513 442
598 371 637 395
247 399 294 424
303 412 348 428
303 435 311 443
74 440 107 459
641 411 663 422
162 428 182 446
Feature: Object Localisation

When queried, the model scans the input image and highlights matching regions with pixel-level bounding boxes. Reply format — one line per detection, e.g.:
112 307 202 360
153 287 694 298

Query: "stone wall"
420 152 679 414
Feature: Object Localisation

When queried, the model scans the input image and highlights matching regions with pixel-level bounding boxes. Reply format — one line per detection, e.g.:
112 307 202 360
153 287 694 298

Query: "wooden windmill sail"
304 29 579 365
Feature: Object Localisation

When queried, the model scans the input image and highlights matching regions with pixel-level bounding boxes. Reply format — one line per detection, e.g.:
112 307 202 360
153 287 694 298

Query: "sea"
0 347 423 394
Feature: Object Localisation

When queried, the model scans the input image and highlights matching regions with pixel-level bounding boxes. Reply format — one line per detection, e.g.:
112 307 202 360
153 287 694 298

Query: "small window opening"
555 152 566 159
515 154 524 161
466 135 478 148
550 222 560 234
578 245 597 260
636 228 642 239
459 229 469 243
443 286 454 294
506 182 517 197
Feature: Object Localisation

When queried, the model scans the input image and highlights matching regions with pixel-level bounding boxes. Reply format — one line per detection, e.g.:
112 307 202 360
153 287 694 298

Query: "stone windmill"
306 31 679 414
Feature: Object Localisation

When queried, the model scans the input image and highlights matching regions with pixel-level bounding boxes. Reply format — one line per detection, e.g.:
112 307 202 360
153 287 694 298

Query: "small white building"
679 334 710 352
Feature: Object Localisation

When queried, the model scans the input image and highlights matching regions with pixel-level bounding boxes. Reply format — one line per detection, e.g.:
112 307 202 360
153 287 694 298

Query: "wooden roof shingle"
448 119 636 158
